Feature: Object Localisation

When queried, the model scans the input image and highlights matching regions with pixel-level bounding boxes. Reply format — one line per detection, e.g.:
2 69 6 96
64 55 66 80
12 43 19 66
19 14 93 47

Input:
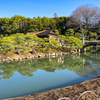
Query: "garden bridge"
83 41 100 48
82 40 100 52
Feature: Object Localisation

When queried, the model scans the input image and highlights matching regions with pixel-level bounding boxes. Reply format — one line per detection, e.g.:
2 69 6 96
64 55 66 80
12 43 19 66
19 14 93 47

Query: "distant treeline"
0 15 68 36
0 12 100 39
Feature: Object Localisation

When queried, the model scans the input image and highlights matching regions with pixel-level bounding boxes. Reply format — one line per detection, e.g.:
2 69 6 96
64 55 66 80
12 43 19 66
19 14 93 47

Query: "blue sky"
1 0 100 18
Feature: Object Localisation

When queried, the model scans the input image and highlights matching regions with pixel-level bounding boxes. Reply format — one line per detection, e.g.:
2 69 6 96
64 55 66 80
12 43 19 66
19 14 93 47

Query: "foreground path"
5 76 100 100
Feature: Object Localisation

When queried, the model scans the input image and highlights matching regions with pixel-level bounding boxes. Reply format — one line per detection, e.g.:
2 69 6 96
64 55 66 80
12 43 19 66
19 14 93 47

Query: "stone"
51 56 56 58
32 56 34 58
16 58 19 61
32 48 37 55
19 58 22 60
27 57 29 59
41 55 45 57
62 52 65 55
56 53 58 56
38 55 41 58
29 56 32 58
50 53 56 56
45 54 48 57
5 59 8 61
25 57 27 59
17 50 21 55
23 56 25 59
1 58 5 62
78 49 81 53
13 58 15 61
13 58 18 61
10 58 13 61
34 56 38 58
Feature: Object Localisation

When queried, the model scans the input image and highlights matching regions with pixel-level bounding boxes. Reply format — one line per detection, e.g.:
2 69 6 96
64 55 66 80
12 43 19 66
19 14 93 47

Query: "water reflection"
0 53 100 81
74 53 100 78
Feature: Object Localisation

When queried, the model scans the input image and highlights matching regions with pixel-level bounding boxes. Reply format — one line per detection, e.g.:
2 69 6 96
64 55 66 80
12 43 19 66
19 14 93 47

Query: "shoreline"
0 52 71 63
4 75 100 100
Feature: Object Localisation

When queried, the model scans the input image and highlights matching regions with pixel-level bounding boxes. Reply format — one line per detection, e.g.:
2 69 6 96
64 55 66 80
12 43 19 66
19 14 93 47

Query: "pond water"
0 53 100 99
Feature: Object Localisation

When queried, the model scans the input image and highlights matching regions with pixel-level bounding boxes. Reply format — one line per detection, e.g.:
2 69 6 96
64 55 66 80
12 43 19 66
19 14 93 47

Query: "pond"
0 53 100 99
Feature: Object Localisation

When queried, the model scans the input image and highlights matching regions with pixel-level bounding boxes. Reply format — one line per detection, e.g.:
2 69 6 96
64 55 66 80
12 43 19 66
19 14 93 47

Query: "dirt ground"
4 76 100 100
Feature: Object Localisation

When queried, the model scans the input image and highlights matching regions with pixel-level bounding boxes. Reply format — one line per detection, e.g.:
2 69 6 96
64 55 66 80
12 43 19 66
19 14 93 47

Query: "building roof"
32 30 59 36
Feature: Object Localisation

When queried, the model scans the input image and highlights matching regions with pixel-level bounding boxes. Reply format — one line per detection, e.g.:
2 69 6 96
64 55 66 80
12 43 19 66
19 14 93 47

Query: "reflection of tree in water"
0 53 100 80
74 54 100 78
0 59 38 80
16 59 38 77
64 54 83 71
31 57 65 72
85 52 100 60
0 62 17 80
0 56 65 80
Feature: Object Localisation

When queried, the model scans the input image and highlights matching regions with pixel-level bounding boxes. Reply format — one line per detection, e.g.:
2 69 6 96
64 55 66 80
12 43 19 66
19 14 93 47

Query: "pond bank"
4 76 100 100
0 52 71 62
0 48 81 62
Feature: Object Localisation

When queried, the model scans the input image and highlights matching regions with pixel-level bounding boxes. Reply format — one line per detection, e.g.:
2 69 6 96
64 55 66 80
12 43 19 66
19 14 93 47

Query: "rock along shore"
0 52 70 63
4 76 100 100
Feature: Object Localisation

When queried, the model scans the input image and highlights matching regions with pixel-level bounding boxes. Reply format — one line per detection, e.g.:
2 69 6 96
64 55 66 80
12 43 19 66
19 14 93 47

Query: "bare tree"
54 13 58 18
71 4 100 29
71 4 100 46
65 17 80 31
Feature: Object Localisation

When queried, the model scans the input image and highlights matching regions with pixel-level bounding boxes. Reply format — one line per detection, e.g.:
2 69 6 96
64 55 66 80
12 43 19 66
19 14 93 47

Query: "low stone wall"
5 76 100 100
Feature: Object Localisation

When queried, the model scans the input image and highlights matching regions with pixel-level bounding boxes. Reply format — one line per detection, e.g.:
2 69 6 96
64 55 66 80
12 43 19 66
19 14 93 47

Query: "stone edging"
0 52 70 63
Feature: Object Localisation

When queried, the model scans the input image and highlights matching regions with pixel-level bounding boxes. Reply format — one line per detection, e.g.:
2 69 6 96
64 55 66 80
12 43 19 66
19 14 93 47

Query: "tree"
67 36 83 50
71 4 100 29
49 18 56 29
11 15 27 34
54 29 59 34
0 56 65 80
27 18 38 32
57 35 66 48
65 28 74 38
89 31 97 40
71 4 100 46
53 17 68 34
37 16 43 31
75 32 82 40
0 17 12 35
11 33 26 54
0 35 3 45
36 38 45 49
64 54 83 71
42 38 61 52
65 17 79 31
0 36 15 54
54 13 58 18
42 16 50 30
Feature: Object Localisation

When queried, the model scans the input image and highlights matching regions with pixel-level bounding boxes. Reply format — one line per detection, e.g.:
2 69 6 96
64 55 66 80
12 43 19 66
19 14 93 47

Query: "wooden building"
30 30 59 40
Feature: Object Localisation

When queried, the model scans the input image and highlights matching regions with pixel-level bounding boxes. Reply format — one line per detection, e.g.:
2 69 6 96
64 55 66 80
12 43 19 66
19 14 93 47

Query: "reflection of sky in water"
0 53 100 99
0 70 87 99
